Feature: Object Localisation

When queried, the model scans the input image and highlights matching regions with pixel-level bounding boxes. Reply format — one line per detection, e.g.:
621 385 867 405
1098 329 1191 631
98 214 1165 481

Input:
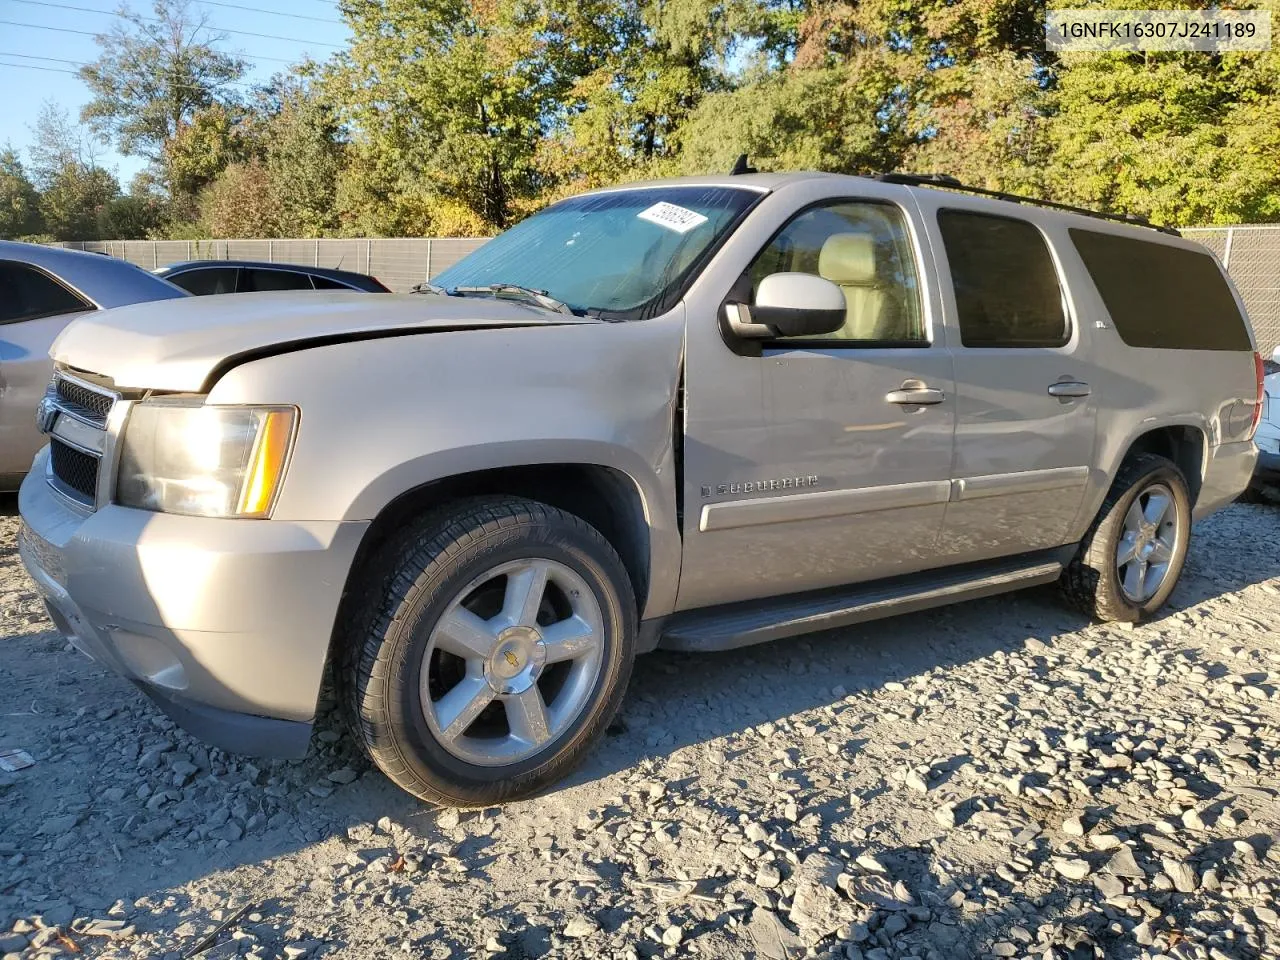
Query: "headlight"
116 401 297 518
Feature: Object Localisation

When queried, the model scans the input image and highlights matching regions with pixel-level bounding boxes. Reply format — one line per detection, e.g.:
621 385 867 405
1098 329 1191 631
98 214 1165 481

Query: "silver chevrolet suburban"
18 172 1263 806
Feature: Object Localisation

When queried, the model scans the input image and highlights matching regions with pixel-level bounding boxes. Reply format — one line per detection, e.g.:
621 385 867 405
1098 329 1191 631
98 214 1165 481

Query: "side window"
167 267 238 296
241 268 315 292
310 275 349 290
937 210 1068 348
1069 228 1251 351
0 261 92 324
746 201 925 344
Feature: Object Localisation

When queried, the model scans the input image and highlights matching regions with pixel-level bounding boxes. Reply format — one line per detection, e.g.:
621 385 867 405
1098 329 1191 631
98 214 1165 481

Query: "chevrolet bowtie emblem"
504 651 519 668
35 395 58 435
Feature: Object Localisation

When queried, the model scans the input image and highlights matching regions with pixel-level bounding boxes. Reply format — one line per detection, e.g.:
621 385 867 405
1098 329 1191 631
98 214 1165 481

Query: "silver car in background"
0 241 187 489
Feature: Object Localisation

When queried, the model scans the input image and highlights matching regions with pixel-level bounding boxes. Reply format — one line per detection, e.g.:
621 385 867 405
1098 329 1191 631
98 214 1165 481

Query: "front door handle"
1047 381 1091 398
886 380 945 406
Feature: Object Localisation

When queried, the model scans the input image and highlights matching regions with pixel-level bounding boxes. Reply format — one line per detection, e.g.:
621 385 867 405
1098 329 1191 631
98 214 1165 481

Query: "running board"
659 549 1072 653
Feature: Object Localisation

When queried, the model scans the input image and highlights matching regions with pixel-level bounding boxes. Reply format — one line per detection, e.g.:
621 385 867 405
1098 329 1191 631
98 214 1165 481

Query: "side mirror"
1272 345 1280 364
724 272 846 339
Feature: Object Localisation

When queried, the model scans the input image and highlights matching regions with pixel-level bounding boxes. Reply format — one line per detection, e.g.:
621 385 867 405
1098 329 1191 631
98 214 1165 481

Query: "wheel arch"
1121 424 1207 506
1072 419 1208 543
331 459 669 653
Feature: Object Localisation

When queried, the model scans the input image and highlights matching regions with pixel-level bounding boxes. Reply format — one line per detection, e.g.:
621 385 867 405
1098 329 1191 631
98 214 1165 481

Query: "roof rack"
875 172 1181 237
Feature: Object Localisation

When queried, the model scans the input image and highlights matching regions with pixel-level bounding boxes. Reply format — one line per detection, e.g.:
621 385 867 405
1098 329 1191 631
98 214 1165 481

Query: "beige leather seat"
817 233 900 340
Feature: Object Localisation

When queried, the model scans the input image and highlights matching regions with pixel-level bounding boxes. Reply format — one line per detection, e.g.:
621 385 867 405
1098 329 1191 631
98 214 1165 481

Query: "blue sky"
0 0 351 185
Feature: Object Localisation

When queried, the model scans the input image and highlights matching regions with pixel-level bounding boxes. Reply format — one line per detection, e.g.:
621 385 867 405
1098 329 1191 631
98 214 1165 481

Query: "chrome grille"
49 440 98 502
43 374 117 509
54 377 112 425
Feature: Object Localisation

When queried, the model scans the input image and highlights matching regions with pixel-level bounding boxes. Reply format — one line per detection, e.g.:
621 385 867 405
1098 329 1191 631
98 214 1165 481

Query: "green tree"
97 193 164 239
165 104 250 203
40 166 121 241
0 148 42 239
199 160 280 237
1042 1 1280 225
80 0 246 202
330 0 622 231
256 79 345 236
28 103 120 240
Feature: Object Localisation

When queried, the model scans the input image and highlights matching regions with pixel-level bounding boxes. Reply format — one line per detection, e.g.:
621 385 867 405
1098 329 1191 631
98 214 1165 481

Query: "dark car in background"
155 261 391 295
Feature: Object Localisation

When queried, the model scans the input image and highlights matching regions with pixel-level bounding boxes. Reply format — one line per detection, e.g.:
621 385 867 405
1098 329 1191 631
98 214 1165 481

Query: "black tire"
1060 454 1192 623
339 496 637 806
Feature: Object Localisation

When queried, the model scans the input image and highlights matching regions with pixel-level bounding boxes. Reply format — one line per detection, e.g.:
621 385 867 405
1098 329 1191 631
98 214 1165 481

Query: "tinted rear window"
1070 229 1251 351
937 210 1068 348
242 268 315 292
168 267 237 296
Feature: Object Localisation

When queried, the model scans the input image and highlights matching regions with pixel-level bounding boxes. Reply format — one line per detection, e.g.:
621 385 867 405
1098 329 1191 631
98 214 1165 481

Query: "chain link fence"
56 238 490 294
57 226 1280 353
1183 225 1280 356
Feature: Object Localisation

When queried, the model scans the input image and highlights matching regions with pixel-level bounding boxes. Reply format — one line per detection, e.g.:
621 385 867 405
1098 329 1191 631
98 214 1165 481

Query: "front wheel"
341 497 637 806
1060 454 1192 623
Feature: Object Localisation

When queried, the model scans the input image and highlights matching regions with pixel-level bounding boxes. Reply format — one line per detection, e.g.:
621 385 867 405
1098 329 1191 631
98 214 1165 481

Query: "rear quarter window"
1069 229 1251 351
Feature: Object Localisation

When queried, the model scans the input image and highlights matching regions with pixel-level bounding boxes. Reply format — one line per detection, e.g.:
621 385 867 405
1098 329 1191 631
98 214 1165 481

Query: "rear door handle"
1047 381 1091 398
886 380 945 406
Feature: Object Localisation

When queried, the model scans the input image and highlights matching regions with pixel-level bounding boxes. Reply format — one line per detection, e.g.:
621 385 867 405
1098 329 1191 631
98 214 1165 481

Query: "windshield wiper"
453 283 575 315
410 281 450 295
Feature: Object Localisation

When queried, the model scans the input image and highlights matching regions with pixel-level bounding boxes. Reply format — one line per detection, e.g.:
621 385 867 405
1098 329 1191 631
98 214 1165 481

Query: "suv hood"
52 291 596 391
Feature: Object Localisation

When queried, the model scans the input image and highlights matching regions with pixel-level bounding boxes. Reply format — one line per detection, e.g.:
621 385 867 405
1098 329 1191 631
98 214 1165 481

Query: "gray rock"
1093 874 1125 899
1162 858 1198 893
756 864 782 889
1132 920 1154 946
0 936 27 954
790 854 855 943
39 815 79 836
134 817 175 842
1105 846 1145 879
1254 906 1279 927
1053 858 1091 881
661 925 683 947
327 768 359 785
563 916 598 939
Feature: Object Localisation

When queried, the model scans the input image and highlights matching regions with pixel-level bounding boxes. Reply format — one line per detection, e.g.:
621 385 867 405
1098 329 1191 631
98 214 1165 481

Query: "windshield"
431 186 761 316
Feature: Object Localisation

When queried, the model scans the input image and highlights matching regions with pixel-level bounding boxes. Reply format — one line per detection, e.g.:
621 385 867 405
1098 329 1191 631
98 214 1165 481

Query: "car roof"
579 171 1193 246
0 239 188 308
156 260 388 287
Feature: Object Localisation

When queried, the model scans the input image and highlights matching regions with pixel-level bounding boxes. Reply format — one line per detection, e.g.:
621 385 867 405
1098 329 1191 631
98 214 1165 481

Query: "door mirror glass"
726 272 846 339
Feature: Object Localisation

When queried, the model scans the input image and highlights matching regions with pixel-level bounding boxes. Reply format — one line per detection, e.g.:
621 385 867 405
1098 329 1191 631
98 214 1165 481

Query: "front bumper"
18 449 369 758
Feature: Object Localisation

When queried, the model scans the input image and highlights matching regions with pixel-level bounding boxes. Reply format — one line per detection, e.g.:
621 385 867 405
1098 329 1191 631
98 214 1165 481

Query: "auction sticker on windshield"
638 202 709 234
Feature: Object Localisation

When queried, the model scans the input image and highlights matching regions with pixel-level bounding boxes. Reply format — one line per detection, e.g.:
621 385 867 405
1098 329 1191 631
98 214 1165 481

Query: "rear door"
914 199 1098 561
0 261 96 478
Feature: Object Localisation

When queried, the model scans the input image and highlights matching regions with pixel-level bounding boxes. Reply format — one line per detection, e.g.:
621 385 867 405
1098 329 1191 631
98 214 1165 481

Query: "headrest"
818 233 877 287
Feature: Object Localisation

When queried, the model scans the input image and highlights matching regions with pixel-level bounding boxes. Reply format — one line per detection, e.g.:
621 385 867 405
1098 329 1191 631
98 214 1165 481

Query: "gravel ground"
1 494 1279 960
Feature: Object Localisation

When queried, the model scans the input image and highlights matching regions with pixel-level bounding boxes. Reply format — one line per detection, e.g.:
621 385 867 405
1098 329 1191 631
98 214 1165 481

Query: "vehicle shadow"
0 507 1276 958
0 492 17 518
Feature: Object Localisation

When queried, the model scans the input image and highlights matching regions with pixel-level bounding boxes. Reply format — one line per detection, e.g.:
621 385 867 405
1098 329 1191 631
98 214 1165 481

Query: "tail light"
1252 351 1265 439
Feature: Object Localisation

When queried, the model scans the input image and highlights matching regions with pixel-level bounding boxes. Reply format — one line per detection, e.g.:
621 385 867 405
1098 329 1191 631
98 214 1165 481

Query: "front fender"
206 314 686 615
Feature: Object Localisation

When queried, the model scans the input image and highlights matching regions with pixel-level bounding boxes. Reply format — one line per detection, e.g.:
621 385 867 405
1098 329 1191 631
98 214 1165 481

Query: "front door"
915 201 1098 561
677 186 957 612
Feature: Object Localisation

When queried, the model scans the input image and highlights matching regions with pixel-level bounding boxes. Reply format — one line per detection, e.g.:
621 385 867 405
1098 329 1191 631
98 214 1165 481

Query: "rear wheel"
1060 454 1191 622
341 497 636 806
